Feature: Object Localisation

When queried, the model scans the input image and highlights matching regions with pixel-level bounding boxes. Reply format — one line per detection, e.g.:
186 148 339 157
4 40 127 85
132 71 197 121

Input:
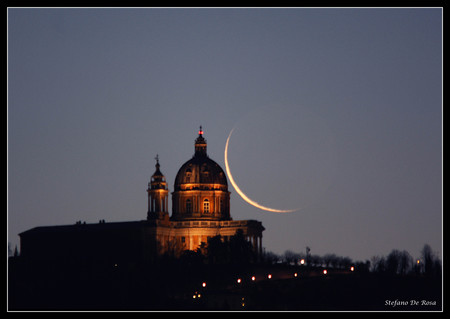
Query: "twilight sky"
8 8 442 262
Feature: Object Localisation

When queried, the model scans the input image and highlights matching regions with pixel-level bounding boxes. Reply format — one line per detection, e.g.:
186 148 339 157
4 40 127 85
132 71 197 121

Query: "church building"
19 128 265 265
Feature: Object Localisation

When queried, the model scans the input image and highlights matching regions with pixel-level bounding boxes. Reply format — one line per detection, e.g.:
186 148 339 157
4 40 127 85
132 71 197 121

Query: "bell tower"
147 155 169 222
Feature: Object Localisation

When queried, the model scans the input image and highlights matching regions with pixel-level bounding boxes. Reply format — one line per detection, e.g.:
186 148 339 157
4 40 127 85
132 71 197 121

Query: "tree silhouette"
228 229 255 264
421 244 441 278
283 250 300 264
206 235 227 264
203 230 256 265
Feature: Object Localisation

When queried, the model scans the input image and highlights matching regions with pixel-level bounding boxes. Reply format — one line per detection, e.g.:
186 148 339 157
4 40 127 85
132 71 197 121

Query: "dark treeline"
262 243 441 278
8 237 442 310
370 244 442 278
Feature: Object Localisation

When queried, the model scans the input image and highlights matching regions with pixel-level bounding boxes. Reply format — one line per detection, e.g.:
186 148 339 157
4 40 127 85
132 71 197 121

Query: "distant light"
251 276 256 281
114 263 118 267
323 269 327 275
300 259 305 265
350 266 355 272
267 274 272 279
202 282 207 288
294 272 298 277
237 278 242 284
417 259 420 264
197 293 201 298
199 130 203 135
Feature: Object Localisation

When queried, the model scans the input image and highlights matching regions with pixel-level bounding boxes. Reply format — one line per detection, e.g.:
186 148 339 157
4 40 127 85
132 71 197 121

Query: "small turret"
147 155 169 222
194 126 207 157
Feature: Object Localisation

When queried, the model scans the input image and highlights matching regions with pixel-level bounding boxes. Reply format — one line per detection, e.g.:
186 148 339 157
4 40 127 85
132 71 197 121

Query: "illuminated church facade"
19 128 264 264
146 127 264 256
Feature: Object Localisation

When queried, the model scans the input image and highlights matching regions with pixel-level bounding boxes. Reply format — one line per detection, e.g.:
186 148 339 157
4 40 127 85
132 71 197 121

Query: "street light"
267 274 272 279
237 278 242 284
202 282 206 288
323 269 327 275
251 276 256 281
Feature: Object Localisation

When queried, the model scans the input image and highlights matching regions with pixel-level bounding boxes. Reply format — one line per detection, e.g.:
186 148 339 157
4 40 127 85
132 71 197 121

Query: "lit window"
203 199 210 213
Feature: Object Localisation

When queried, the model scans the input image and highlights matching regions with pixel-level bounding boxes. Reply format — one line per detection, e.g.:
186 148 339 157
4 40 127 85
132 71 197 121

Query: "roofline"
18 220 148 236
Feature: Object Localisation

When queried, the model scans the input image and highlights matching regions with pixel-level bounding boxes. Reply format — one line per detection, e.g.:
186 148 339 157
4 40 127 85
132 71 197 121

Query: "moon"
224 128 297 213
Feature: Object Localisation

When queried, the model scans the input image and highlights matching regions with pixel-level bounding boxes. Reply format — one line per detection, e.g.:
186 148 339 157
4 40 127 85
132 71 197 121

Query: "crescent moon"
224 128 297 213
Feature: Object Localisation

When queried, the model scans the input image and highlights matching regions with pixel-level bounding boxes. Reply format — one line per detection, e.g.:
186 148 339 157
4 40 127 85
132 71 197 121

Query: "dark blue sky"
8 8 442 261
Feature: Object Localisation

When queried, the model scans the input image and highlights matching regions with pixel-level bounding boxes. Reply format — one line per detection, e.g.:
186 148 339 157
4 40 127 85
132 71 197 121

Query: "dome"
174 156 228 190
171 127 230 221
174 128 228 190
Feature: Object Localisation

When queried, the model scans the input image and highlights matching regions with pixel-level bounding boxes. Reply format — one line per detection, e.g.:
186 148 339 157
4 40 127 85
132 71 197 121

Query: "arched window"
185 169 192 183
203 199 210 213
186 199 192 213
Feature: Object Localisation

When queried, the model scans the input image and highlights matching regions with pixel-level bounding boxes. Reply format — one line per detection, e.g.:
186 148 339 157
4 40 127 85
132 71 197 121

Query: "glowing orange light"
237 278 242 284
350 266 355 272
323 269 327 275
251 276 256 281
294 272 298 277
267 274 272 279
199 130 203 135
300 259 305 265
417 260 420 264
202 282 206 287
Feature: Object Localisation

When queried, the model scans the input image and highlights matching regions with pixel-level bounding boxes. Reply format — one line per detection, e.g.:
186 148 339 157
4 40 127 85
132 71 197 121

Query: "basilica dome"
174 157 228 190
174 128 228 190
171 128 230 221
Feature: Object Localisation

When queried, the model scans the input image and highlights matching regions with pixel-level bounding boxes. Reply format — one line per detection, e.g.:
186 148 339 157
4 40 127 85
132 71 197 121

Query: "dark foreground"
8 257 441 311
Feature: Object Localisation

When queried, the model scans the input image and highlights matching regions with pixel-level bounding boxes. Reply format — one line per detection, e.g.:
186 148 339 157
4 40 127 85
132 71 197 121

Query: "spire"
151 154 164 182
155 154 160 171
194 126 207 157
